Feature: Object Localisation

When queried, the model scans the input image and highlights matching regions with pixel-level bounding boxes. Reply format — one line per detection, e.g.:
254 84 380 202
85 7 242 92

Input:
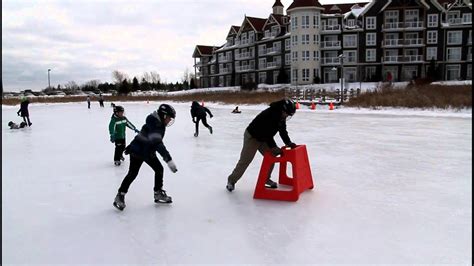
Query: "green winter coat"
109 114 137 140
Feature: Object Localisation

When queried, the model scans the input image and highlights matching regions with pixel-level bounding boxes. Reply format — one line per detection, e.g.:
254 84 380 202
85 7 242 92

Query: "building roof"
273 0 284 7
323 2 369 14
193 45 219 57
246 16 267 32
287 0 324 11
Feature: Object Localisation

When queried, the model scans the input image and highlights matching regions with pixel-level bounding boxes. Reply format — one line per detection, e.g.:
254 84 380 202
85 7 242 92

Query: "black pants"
118 154 164 193
114 139 126 161
195 116 211 135
99 100 104 107
21 116 31 126
88 102 90 109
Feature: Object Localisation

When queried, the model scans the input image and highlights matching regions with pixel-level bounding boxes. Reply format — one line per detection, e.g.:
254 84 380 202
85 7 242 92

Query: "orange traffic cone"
310 102 316 110
295 102 300 109
329 102 334 110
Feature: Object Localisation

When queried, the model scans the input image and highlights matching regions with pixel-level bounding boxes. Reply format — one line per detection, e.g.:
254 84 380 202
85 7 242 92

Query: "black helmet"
8 121 13 127
158 104 176 120
114 105 124 113
282 99 296 116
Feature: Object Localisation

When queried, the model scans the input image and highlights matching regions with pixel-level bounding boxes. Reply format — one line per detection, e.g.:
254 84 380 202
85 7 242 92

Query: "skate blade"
113 202 125 211
154 199 172 204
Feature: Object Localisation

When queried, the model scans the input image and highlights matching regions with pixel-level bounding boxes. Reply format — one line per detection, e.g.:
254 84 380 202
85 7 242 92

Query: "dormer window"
347 19 355 27
265 30 271 38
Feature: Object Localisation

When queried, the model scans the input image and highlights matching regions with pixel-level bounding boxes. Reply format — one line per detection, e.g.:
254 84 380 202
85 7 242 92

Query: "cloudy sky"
2 0 368 91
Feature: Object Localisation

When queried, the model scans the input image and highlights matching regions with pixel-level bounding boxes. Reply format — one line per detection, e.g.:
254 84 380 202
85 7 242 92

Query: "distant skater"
99 94 105 107
17 97 32 126
232 106 241 113
190 101 213 137
113 104 178 211
109 105 139 166
87 96 91 109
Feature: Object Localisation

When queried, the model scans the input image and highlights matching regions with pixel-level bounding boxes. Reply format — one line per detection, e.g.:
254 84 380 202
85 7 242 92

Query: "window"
448 11 460 24
259 44 266 55
427 14 438 27
285 53 291 65
259 58 266 69
366 33 376 46
347 19 355 27
285 39 291 50
344 67 357 82
264 30 271 38
313 13 320 28
258 72 267 83
366 49 376 62
405 10 419 22
292 69 298 83
467 64 472 80
291 16 298 30
292 35 298 46
302 69 310 82
385 10 399 24
447 47 461 61
426 47 437 60
427 31 438 44
302 15 310 28
343 35 357 47
313 51 319 61
469 30 472 44
302 51 310 61
366 17 376 30
343 50 357 63
271 26 280 36
364 66 376 81
313 34 319 45
249 32 255 43
446 65 460 80
463 13 472 23
292 51 298 62
447 31 462 45
302 34 310 45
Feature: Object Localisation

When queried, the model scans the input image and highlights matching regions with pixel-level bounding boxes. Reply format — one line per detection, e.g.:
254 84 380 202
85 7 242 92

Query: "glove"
167 160 178 173
287 143 297 149
134 129 140 133
210 115 213 118
271 147 282 157
110 135 115 143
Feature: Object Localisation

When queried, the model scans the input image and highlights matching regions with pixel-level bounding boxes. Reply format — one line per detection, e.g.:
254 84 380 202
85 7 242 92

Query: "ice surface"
2 102 472 264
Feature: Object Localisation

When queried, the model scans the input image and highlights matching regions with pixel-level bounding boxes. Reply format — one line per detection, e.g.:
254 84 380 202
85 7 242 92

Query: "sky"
2 0 370 92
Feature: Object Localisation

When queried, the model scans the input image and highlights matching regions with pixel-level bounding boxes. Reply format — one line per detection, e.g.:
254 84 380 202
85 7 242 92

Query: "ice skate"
265 179 278 189
208 126 213 134
226 181 235 192
194 132 198 137
120 156 125 161
113 192 126 211
154 190 172 203
114 160 121 166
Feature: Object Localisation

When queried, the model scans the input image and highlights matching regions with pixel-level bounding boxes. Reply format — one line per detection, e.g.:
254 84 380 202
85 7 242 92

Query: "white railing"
235 65 255 72
266 62 281 69
220 68 232 74
383 55 423 62
383 39 405 47
321 57 340 65
320 41 341 49
266 47 281 54
447 18 463 25
219 56 232 63
236 52 253 60
322 25 341 32
382 21 424 30
404 38 424 45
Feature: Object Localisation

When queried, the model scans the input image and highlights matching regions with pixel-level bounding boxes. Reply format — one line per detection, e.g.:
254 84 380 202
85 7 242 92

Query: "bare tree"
142 72 152 83
181 68 190 83
112 70 129 84
64 81 80 90
84 79 100 88
150 71 161 84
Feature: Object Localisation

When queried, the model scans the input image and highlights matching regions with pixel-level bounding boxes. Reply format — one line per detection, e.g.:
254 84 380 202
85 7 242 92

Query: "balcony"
219 68 233 74
320 41 341 50
219 56 232 63
266 61 281 69
235 52 254 60
383 55 423 63
382 38 424 47
321 25 341 33
266 47 281 55
382 21 424 31
321 57 340 65
235 65 255 72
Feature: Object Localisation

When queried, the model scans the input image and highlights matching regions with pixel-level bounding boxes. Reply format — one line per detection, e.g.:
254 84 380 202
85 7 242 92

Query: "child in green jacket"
109 105 139 166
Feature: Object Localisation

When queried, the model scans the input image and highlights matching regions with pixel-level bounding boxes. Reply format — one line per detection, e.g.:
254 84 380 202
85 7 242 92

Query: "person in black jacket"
17 97 32 126
113 104 178 211
226 99 297 192
190 101 213 137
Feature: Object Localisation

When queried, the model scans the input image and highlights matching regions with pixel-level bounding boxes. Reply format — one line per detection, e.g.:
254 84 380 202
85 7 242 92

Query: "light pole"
338 54 344 105
48 69 51 89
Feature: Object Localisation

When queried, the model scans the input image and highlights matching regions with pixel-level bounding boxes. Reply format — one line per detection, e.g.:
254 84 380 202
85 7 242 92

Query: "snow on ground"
2 101 472 264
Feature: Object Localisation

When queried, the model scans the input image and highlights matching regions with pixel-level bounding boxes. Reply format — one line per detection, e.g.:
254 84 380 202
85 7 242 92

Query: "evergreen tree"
132 77 140 92
119 79 131 95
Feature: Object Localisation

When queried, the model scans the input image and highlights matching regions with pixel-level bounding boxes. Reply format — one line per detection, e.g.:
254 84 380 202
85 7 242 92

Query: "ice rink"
2 101 472 264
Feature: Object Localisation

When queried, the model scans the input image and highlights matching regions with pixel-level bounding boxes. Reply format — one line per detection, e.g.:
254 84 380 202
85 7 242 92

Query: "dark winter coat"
246 100 293 148
125 111 172 161
190 101 213 119
17 100 30 117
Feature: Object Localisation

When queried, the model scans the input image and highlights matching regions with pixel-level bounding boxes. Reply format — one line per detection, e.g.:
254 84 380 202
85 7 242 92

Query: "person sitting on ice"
226 99 297 192
113 104 178 211
108 105 140 166
8 121 27 129
231 106 241 113
190 101 213 137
